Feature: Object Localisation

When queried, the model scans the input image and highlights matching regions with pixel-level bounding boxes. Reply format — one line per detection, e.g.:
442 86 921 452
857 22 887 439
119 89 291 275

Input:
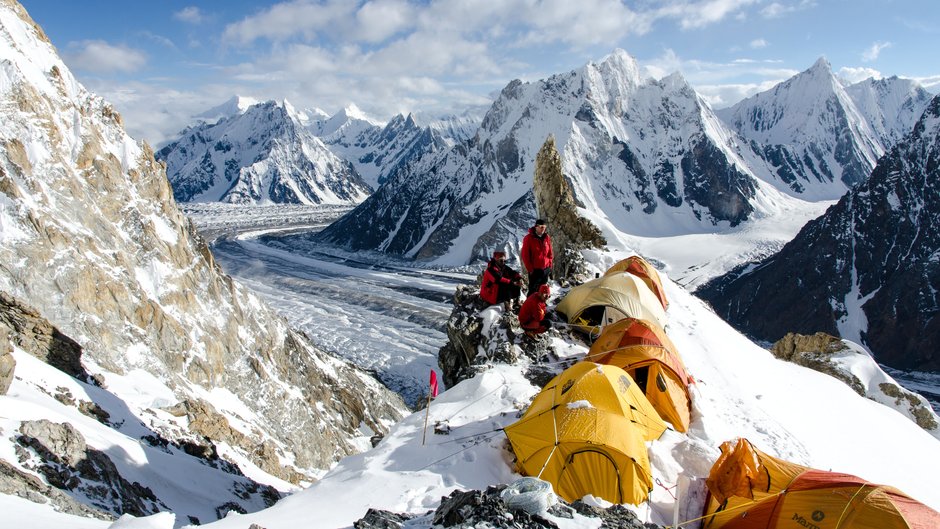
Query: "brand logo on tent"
561 380 574 395
791 512 821 529
618 375 632 394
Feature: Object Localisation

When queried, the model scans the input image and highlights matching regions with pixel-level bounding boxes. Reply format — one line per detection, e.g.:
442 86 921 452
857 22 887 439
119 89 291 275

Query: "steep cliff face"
699 95 940 372
0 0 406 504
318 49 777 265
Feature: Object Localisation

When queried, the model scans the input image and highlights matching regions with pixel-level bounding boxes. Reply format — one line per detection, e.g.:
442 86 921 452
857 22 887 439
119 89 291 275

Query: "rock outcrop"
16 420 168 517
0 291 88 381
771 333 939 435
533 136 607 284
437 285 564 390
0 323 13 394
352 484 663 529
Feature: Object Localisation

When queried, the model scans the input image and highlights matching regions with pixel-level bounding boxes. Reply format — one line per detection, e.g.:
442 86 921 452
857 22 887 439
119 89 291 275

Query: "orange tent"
605 256 668 310
587 317 693 432
703 438 940 529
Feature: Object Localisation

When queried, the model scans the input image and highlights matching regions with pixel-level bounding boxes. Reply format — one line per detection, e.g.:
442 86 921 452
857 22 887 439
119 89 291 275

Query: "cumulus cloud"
174 6 205 24
838 66 882 84
64 40 147 74
862 41 892 62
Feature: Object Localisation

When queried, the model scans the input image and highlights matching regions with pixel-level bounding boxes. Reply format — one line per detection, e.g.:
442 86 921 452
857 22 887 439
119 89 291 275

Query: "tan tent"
504 362 666 505
587 317 693 432
556 272 667 336
605 256 669 310
703 438 940 529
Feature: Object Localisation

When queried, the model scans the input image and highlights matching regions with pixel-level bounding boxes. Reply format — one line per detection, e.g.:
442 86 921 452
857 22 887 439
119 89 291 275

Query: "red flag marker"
429 370 439 398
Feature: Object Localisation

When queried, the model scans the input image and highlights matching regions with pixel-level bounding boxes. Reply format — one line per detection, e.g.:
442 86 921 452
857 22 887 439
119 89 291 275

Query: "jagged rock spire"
533 135 606 283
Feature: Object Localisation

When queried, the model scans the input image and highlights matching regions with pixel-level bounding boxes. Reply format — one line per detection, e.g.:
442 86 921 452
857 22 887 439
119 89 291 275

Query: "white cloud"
64 40 147 74
862 41 892 62
838 66 882 84
657 0 761 30
761 0 816 19
222 0 356 45
749 38 767 49
355 0 415 43
174 6 205 24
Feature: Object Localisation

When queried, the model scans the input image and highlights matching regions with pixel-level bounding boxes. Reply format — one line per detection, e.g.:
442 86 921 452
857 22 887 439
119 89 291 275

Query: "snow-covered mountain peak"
194 95 261 122
717 57 885 198
846 75 934 147
157 98 371 204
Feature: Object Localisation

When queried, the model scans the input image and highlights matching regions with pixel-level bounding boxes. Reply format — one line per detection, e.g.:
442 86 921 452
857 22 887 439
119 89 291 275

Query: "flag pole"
423 369 439 445
422 390 432 445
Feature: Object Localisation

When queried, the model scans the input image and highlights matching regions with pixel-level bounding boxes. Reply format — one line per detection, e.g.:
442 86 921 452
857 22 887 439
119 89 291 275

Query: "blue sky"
19 0 940 146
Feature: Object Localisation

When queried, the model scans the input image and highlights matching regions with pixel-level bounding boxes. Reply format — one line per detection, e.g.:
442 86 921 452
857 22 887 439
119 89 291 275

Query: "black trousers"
496 282 521 303
527 267 550 296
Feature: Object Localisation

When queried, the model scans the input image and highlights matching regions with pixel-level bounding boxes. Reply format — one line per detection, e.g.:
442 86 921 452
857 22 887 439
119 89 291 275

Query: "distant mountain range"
313 50 930 264
699 94 940 372
157 99 483 203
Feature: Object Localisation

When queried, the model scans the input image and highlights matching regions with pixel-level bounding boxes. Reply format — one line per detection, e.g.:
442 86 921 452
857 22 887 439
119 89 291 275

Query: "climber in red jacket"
479 251 523 307
521 218 553 296
519 283 552 336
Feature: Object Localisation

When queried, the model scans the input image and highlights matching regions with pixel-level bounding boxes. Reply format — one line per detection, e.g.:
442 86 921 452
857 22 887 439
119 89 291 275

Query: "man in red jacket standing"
521 218 553 296
519 284 552 337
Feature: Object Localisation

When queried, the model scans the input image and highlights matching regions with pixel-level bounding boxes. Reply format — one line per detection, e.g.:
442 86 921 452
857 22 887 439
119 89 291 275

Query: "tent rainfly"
604 256 669 310
556 272 667 337
703 438 940 529
503 362 666 505
587 317 693 432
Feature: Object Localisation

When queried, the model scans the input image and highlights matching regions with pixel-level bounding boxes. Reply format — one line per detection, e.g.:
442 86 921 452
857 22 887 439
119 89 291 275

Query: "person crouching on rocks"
519 284 553 337
480 251 523 310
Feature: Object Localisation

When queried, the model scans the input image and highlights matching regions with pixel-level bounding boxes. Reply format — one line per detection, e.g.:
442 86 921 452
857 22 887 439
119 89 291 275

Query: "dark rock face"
351 485 663 529
699 96 940 372
16 420 168 517
680 138 756 225
0 291 88 381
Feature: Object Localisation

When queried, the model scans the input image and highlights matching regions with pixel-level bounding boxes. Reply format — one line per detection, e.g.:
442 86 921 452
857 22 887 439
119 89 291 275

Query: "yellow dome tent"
703 438 940 529
503 362 666 505
604 256 669 310
556 272 667 337
587 317 693 432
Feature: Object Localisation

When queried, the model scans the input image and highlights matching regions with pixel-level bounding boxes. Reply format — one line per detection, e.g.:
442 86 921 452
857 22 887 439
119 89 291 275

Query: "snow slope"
196 265 940 529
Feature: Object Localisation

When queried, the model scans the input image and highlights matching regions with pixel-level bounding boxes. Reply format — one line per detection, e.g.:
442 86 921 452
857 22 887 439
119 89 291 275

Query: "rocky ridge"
770 333 938 436
0 0 408 520
699 95 940 373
